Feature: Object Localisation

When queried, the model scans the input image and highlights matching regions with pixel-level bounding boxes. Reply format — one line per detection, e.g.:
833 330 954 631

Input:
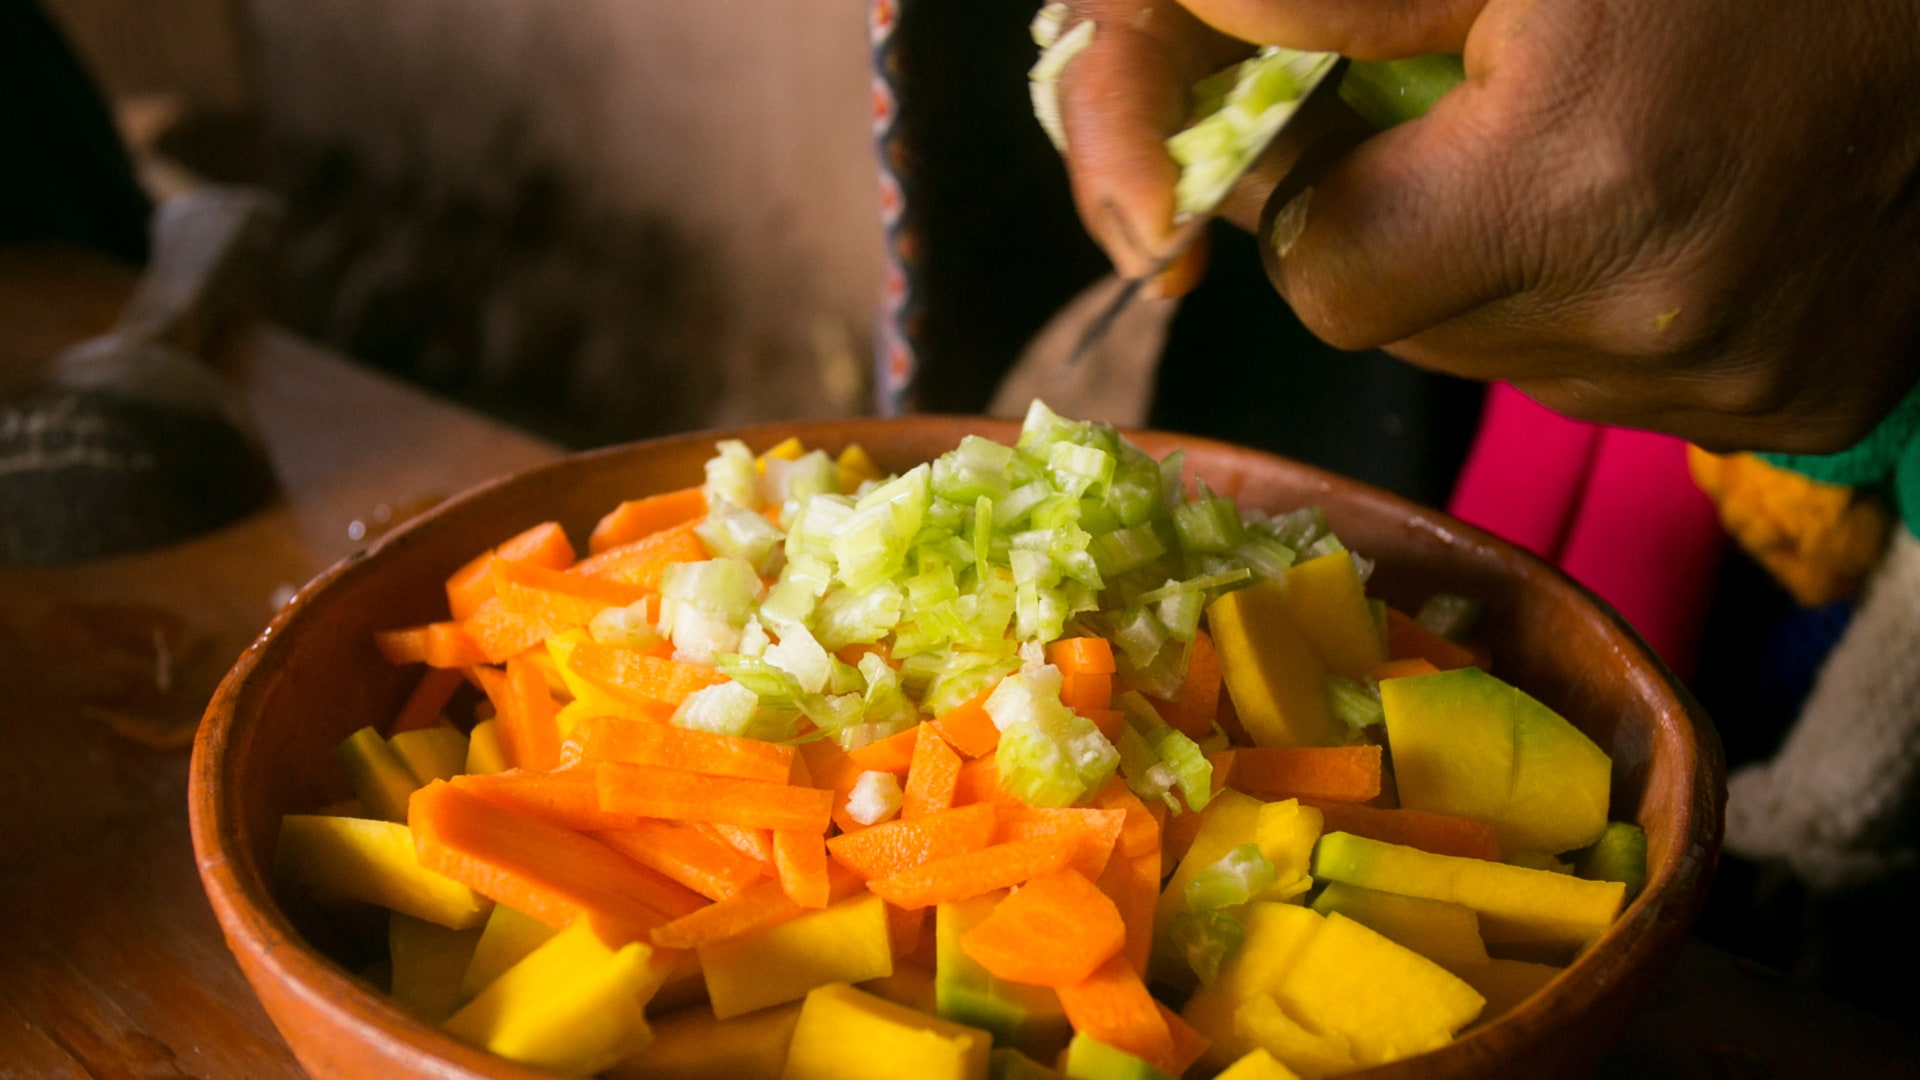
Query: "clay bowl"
191 416 1724 1080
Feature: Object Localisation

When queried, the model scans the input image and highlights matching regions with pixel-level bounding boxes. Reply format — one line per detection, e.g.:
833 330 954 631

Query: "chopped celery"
1170 908 1245 987
660 559 762 625
1169 47 1339 218
704 440 761 511
697 498 784 575
588 602 660 650
988 669 1119 807
1184 843 1279 911
1029 11 1093 153
763 624 832 695
1328 674 1385 732
846 770 903 826
1417 592 1484 641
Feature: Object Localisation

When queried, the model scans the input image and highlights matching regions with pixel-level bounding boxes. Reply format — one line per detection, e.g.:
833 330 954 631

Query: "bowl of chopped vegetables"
190 404 1723 1080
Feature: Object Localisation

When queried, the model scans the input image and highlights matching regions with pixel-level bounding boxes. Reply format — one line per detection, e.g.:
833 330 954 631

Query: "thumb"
1180 0 1489 59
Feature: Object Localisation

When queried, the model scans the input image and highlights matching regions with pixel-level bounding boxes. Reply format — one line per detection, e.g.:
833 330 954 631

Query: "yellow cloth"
1687 447 1892 607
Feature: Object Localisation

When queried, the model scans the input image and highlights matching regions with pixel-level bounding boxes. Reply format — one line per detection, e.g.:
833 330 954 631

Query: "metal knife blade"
1062 52 1346 370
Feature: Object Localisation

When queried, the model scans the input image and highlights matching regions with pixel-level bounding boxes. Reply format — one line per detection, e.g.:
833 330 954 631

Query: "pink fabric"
1448 384 1726 681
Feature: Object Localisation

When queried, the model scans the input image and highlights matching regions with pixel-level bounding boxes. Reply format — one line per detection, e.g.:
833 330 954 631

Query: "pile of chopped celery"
646 401 1346 807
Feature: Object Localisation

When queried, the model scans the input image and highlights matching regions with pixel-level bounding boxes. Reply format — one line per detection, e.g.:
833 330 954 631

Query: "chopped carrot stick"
1159 1002 1212 1076
390 667 464 734
408 780 703 945
567 641 729 710
449 769 640 832
462 599 550 664
993 807 1126 880
493 560 650 630
474 655 562 772
446 521 576 619
927 689 1000 758
1385 608 1480 671
1300 800 1501 862
960 868 1125 987
697 822 776 866
1057 954 1177 1072
825 803 998 882
649 879 801 950
571 714 795 783
773 828 832 909
1089 779 1161 859
1098 848 1161 976
374 621 490 668
902 723 961 819
847 725 921 775
866 835 1080 911
573 519 709 590
1231 745 1383 804
597 762 833 833
951 756 1025 808
797 738 872 835
588 486 707 554
1370 656 1443 682
888 904 928 961
1060 672 1113 716
1046 636 1116 675
1147 628 1222 739
591 819 767 901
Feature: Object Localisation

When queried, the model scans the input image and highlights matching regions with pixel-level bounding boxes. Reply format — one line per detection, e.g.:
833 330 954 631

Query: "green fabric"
1761 378 1920 536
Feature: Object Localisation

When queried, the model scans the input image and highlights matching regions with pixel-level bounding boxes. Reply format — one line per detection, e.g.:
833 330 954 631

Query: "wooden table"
1 248 1914 1079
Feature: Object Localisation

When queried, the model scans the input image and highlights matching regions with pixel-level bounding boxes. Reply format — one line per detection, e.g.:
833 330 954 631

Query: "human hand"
1053 0 1920 453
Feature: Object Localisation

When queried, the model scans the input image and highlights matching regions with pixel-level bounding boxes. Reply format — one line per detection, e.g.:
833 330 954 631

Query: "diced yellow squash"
460 903 558 1002
782 982 991 1080
936 892 1072 1062
990 1047 1067 1079
1212 1048 1304 1080
546 628 635 719
1251 799 1324 902
1309 881 1489 973
1456 958 1561 1024
334 725 419 822
1381 667 1610 855
863 963 940 1015
1270 912 1484 1065
1061 1032 1175 1079
1152 789 1266 985
651 949 709 1015
389 726 469 785
700 892 894 1019
274 815 490 929
1207 582 1337 748
1180 903 1325 1071
444 919 668 1077
1276 551 1387 679
759 436 807 465
1232 994 1358 1080
1313 832 1625 953
465 719 509 775
605 1002 803 1080
837 444 883 491
389 912 483 1023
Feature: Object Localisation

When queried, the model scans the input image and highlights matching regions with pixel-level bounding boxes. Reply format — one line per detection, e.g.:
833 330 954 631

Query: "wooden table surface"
1 248 1914 1080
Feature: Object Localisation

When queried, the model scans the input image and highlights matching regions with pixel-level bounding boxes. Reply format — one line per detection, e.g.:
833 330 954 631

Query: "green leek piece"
1339 54 1467 130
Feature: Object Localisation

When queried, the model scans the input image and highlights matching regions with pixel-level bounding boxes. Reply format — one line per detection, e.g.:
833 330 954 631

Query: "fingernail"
1269 187 1313 259
1097 198 1153 273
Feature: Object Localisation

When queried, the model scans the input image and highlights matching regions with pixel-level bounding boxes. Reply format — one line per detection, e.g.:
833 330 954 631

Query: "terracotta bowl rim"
190 415 1726 1078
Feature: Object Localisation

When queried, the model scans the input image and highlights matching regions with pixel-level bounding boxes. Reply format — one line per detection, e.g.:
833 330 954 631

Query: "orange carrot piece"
902 723 962 819
888 904 929 961
649 879 801 950
462 599 550 664
1147 628 1222 739
1159 1002 1212 1076
588 486 707 554
1370 656 1443 682
474 655 562 772
927 689 1000 758
797 738 873 835
573 520 710 590
825 803 998 882
1060 672 1114 716
1046 636 1116 675
408 780 704 943
847 725 921 775
773 828 832 909
572 714 795 783
960 869 1125 987
449 769 641 831
834 641 894 669
591 819 767 901
1057 955 1177 1072
1231 745 1383 804
1301 800 1501 861
446 521 577 619
1089 779 1161 859
697 822 776 866
390 667 464 734
1084 709 1126 743
951 756 1025 808
1385 608 1480 671
1098 848 1162 976
493 560 650 629
993 807 1126 880
567 640 729 710
597 762 833 833
374 621 490 668
866 835 1080 911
